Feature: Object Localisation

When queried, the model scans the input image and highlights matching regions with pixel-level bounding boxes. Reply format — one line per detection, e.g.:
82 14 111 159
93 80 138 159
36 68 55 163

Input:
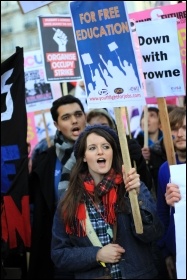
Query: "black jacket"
149 138 167 193
127 137 154 191
28 147 73 279
28 146 56 279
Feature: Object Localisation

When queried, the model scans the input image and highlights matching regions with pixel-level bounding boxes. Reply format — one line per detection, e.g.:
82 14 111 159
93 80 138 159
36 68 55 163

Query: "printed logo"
129 86 140 92
114 88 124 94
98 89 108 96
171 86 182 92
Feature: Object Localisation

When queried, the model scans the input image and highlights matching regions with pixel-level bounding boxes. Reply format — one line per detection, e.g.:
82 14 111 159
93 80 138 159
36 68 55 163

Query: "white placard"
170 164 186 279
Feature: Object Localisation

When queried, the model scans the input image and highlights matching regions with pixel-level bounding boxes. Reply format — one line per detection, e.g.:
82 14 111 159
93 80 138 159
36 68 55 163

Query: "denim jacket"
51 182 164 279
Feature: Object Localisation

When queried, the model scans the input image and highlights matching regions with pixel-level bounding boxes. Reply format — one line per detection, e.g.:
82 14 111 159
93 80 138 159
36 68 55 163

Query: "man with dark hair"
28 95 87 279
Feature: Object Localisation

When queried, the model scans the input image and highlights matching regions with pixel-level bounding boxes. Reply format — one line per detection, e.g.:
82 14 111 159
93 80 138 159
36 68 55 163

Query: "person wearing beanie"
87 108 154 192
51 124 164 279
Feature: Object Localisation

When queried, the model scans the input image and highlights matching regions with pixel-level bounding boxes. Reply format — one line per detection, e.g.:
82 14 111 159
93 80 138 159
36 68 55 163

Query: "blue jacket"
51 182 164 279
157 156 185 259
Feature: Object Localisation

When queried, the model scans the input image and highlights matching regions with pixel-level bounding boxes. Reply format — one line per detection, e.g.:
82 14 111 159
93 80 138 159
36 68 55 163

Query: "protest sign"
129 10 185 165
134 17 184 165
129 2 186 89
70 1 146 109
37 15 82 82
70 1 144 233
27 109 56 156
24 50 62 112
135 18 185 98
170 164 186 279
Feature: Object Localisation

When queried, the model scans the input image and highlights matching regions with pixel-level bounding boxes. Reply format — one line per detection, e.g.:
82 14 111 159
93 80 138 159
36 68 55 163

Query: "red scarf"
65 169 123 236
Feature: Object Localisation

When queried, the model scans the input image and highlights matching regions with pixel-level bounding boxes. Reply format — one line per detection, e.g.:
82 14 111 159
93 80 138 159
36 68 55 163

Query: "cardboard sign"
70 1 146 109
37 15 82 82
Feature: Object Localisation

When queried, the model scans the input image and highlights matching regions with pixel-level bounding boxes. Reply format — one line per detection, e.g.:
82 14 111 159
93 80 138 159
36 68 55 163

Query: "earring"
83 158 86 162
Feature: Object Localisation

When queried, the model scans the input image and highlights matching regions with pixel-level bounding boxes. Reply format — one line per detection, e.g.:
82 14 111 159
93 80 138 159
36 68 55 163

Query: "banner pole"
42 111 51 148
114 107 143 234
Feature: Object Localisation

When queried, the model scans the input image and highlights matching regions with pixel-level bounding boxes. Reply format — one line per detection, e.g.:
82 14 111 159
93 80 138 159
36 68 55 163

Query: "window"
1 19 13 35
2 39 16 53
1 1 9 9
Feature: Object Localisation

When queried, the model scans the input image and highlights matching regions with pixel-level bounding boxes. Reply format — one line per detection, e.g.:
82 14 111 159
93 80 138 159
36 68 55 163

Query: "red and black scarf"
65 168 123 236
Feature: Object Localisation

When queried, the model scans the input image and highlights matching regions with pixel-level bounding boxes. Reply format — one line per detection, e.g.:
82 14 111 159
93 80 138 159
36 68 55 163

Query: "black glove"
127 138 142 162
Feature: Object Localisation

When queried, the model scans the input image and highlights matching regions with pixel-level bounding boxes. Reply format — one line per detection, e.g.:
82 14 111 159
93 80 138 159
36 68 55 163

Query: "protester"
143 105 176 194
135 106 163 194
28 97 151 279
51 124 164 279
87 108 154 191
87 108 117 130
157 106 186 279
135 106 163 149
28 95 87 279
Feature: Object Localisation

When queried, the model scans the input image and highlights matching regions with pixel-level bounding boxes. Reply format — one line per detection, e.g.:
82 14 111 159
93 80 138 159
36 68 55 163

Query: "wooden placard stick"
178 96 184 107
143 105 148 148
124 107 137 170
157 98 176 165
143 105 149 165
34 109 50 115
114 107 143 234
62 82 68 96
124 107 132 139
42 110 51 148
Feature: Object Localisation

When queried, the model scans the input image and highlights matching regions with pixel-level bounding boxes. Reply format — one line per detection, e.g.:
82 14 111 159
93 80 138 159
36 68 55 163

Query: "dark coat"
149 138 167 192
27 144 76 279
28 146 56 279
51 182 164 279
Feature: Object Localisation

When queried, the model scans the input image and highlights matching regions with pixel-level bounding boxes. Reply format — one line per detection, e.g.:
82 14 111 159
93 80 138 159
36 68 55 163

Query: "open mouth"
97 158 106 166
72 127 80 136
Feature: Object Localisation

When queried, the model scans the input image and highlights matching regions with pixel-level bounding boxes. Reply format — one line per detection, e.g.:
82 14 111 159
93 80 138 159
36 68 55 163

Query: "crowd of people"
2 93 186 279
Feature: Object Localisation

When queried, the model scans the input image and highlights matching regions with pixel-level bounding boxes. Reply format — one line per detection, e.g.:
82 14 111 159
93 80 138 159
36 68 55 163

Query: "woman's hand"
96 243 125 264
122 166 140 194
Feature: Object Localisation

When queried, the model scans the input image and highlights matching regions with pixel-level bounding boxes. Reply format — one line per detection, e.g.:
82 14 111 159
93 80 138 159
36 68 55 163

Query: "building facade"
1 1 180 62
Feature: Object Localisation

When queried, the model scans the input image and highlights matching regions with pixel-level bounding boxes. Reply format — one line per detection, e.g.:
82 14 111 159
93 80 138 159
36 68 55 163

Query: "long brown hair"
59 127 126 226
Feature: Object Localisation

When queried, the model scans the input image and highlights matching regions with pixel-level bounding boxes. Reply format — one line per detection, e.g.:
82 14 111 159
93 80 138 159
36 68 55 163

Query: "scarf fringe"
65 169 123 237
